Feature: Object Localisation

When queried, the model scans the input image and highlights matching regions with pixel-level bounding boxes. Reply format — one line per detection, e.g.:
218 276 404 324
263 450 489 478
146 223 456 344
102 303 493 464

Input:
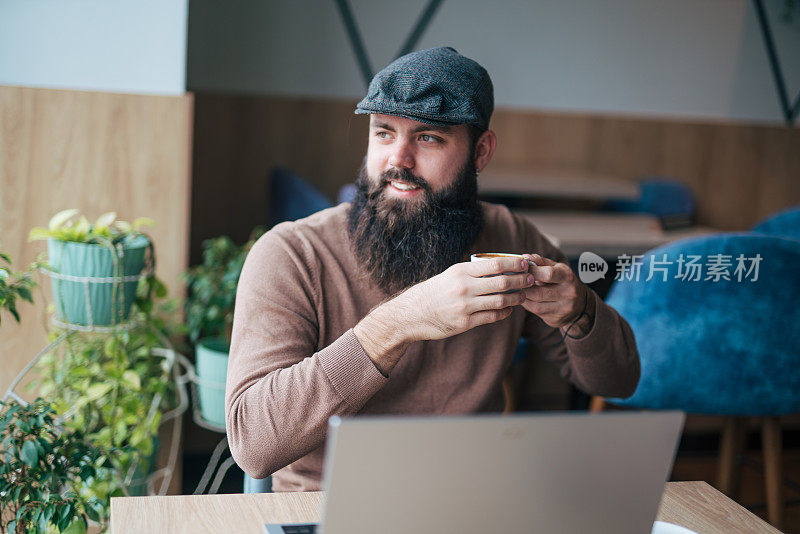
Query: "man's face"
366 114 474 200
347 114 483 295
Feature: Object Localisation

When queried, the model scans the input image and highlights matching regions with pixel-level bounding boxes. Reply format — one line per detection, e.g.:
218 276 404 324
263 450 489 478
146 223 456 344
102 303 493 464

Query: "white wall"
0 0 188 95
187 0 800 124
4 1 794 119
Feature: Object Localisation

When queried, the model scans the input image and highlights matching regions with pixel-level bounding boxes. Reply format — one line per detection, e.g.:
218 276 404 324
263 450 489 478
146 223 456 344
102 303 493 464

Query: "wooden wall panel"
0 85 193 398
192 94 799 260
189 94 367 264
489 109 800 229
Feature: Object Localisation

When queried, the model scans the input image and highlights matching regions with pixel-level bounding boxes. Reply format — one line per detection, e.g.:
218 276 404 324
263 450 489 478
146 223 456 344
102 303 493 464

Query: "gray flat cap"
355 47 494 130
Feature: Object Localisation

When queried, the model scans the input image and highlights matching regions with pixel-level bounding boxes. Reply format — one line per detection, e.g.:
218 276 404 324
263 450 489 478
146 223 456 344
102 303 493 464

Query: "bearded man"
225 47 640 492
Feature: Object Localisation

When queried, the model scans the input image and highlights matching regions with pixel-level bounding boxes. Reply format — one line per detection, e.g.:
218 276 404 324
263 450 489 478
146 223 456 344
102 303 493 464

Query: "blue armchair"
269 167 334 226
602 176 696 229
594 233 800 529
752 205 800 242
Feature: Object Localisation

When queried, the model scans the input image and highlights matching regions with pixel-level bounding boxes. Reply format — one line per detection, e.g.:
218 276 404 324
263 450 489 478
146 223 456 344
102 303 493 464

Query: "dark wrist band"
549 290 591 346
566 291 594 339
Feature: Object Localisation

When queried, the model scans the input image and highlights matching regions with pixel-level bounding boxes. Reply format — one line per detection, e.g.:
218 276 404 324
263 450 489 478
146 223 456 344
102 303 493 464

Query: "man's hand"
521 254 594 336
354 257 533 375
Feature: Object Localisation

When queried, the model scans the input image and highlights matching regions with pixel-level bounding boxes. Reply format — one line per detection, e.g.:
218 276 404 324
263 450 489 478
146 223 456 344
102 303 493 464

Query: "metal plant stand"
3 258 190 498
188 371 238 495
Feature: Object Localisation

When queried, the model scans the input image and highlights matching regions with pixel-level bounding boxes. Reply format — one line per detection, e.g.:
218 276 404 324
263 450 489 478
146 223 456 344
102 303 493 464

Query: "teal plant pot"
195 338 229 428
47 235 149 326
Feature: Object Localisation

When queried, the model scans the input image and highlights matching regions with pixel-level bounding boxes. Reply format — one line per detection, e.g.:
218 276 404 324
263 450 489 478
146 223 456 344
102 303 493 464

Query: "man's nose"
387 139 415 170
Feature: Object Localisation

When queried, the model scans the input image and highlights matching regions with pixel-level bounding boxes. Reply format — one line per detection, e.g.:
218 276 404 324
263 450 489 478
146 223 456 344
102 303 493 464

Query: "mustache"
378 168 431 193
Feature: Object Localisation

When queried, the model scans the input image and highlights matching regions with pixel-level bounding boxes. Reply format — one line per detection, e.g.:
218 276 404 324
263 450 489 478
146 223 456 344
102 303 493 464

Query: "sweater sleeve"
521 218 641 398
225 229 388 479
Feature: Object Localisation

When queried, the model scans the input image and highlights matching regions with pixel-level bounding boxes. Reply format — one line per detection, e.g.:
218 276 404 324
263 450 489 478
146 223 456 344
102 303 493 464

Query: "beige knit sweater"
225 202 640 491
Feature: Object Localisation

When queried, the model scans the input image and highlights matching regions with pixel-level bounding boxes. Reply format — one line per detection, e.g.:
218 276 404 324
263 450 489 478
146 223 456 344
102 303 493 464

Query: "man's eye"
419 134 439 143
375 131 390 139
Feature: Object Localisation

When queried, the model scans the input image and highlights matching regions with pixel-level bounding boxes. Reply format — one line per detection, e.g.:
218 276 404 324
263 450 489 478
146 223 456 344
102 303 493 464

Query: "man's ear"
474 130 497 173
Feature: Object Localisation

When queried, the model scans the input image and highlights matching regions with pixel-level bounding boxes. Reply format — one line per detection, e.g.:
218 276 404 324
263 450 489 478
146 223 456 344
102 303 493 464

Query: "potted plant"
0 398 111 534
28 209 155 326
0 250 39 325
183 228 264 426
31 287 181 523
23 215 183 526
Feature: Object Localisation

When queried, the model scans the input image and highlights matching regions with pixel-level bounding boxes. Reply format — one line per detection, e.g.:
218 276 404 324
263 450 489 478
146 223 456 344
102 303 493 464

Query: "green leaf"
39 506 49 532
20 439 39 467
8 303 20 323
59 501 72 525
48 209 79 231
73 216 91 240
137 299 153 313
94 427 113 447
85 498 103 522
114 220 133 233
44 504 55 524
62 517 87 534
154 278 168 298
103 336 117 356
122 370 141 390
17 286 33 303
86 383 112 401
94 211 117 229
33 437 45 458
78 464 94 482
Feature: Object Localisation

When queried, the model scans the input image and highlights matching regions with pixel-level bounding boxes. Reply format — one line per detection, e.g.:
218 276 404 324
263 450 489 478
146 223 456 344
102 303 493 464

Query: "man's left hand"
521 254 592 333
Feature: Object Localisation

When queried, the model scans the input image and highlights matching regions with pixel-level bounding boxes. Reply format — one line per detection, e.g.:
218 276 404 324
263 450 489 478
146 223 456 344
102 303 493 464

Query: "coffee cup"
470 253 535 292
470 253 535 273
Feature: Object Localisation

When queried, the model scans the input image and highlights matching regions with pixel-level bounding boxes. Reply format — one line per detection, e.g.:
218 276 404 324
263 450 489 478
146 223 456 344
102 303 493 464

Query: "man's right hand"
353 256 533 375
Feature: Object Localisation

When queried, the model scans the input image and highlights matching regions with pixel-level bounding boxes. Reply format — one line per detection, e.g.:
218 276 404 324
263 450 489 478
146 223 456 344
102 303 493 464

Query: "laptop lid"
319 411 685 534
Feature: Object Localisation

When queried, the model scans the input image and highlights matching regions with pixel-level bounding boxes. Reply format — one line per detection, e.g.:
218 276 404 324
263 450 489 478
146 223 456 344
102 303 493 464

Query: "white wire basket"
3 323 191 499
42 238 155 328
4 242 190 502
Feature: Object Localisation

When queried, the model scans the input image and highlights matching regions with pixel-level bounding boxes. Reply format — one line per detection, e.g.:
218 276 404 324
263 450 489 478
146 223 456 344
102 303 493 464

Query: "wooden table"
110 481 781 534
520 210 716 258
479 167 640 201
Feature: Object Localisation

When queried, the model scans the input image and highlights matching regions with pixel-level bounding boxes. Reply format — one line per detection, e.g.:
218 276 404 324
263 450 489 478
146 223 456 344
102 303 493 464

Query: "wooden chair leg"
762 416 783 530
589 396 605 413
717 416 745 497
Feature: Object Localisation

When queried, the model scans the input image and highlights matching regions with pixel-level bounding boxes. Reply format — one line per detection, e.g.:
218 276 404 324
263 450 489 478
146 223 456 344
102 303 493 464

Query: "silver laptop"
266 411 685 534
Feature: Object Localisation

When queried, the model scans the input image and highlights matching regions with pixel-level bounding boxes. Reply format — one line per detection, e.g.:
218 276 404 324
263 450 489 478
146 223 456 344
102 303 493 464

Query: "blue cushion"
603 177 695 227
752 205 800 242
605 233 800 415
269 167 334 226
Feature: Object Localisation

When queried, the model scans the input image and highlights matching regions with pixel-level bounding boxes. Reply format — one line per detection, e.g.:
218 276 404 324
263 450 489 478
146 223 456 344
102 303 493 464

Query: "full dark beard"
347 159 484 295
